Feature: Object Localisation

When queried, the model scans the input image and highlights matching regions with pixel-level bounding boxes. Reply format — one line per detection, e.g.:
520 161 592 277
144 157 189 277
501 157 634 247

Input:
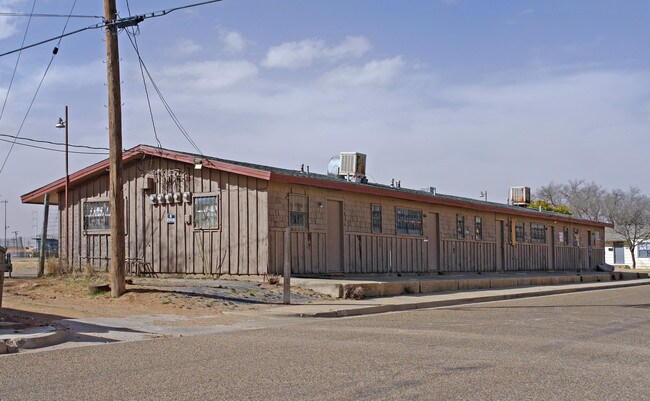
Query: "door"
613 241 625 264
496 220 504 271
326 200 343 273
548 226 555 270
426 212 439 272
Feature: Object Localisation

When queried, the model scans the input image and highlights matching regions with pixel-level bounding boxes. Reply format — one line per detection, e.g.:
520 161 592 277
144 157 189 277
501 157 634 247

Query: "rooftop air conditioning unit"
510 186 531 206
339 152 366 177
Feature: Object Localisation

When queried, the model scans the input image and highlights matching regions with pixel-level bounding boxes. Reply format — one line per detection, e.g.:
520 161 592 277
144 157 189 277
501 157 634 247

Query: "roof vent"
510 186 531 207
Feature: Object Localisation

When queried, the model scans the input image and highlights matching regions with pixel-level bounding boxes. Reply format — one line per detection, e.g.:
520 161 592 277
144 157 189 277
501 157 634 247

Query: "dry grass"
44 257 58 277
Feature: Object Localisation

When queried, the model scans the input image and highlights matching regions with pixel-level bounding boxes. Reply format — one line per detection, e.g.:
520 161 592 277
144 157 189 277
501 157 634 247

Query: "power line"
124 32 203 155
0 138 108 155
0 12 102 19
0 0 36 121
0 133 109 151
0 1 79 177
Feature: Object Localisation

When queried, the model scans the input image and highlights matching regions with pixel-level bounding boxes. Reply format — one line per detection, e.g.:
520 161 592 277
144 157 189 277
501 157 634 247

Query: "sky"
0 0 649 240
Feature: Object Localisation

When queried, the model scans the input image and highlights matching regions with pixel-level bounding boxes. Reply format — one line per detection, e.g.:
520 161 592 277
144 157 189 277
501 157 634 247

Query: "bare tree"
603 187 650 269
534 179 605 221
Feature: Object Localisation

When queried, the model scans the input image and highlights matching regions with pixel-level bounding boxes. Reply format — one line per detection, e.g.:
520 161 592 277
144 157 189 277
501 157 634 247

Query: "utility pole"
12 231 18 250
38 193 49 277
1 199 7 249
104 0 126 297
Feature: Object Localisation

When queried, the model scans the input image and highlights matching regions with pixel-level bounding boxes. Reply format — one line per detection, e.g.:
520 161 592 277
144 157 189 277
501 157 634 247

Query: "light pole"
1 199 7 249
56 106 69 269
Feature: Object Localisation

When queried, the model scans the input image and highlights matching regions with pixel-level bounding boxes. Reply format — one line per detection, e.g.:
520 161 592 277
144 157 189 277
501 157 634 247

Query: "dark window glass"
475 216 482 240
396 207 422 235
289 194 309 228
515 221 525 243
638 243 650 258
194 196 219 229
457 215 465 239
83 201 110 231
531 223 546 243
371 204 382 233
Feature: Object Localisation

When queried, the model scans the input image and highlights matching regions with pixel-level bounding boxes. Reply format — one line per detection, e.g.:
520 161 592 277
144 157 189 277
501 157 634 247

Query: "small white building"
604 228 650 269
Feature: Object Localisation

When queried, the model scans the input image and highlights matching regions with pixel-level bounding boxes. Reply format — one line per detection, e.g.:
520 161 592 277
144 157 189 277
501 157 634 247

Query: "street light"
56 106 69 269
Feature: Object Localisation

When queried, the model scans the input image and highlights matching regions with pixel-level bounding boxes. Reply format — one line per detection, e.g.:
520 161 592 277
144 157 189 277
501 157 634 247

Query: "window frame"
475 216 483 240
82 198 111 233
530 223 546 244
371 204 382 234
193 192 220 230
515 220 525 243
396 207 423 236
457 214 465 239
289 194 309 230
638 242 650 258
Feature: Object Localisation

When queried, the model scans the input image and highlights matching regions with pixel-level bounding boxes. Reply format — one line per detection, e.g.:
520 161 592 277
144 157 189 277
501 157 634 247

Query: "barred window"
371 204 382 233
193 195 219 229
475 216 483 240
289 194 309 228
638 243 650 258
457 215 465 239
396 207 422 235
515 221 525 243
83 201 110 231
531 223 546 243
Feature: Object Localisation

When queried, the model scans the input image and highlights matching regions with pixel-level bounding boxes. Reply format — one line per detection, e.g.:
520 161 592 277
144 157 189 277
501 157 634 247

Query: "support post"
64 105 69 273
0 247 5 308
38 193 50 277
283 227 290 305
104 0 126 297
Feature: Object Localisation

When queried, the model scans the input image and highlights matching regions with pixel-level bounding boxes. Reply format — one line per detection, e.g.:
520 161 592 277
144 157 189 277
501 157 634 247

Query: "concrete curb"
299 280 650 318
1 326 68 354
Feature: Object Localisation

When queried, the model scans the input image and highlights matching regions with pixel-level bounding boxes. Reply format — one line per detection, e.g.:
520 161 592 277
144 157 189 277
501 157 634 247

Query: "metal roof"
21 144 610 228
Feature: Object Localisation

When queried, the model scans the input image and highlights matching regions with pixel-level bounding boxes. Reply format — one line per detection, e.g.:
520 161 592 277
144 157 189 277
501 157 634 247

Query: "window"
83 200 110 231
371 204 382 233
289 194 309 228
639 243 650 258
193 195 219 229
531 223 546 243
457 215 465 239
475 216 483 240
396 208 422 235
563 227 569 245
515 221 525 243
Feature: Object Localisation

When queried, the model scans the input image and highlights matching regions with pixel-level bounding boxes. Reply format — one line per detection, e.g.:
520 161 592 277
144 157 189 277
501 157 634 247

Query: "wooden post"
38 193 50 277
283 227 290 305
0 246 5 308
104 0 126 297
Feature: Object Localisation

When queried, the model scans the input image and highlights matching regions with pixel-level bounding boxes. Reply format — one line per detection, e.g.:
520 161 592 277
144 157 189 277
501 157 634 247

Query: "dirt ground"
1 259 327 324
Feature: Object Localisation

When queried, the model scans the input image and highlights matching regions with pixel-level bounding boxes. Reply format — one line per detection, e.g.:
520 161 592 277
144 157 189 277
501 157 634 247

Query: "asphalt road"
1 286 649 400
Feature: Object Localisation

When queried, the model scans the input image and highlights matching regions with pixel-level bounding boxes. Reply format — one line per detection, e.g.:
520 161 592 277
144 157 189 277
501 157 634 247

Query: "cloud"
161 60 258 89
320 56 404 86
520 9 535 16
220 31 249 53
261 36 370 70
170 38 202 56
0 0 22 40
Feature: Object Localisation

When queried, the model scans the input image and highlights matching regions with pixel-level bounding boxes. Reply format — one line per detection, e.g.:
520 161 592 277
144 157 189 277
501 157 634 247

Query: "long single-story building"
22 145 608 276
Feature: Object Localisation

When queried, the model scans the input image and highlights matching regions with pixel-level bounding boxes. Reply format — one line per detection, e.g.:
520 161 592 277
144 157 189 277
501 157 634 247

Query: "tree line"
533 179 650 268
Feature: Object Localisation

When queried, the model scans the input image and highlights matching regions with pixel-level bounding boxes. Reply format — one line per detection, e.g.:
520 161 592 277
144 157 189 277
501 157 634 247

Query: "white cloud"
171 38 202 56
262 36 370 70
162 60 258 89
320 57 404 86
0 1 22 40
220 31 249 53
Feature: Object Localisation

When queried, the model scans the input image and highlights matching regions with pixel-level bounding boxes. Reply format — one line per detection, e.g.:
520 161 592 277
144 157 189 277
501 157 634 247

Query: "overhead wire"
0 138 108 155
0 0 37 121
0 133 109 150
0 12 102 19
125 0 162 149
123 31 204 155
0 0 79 177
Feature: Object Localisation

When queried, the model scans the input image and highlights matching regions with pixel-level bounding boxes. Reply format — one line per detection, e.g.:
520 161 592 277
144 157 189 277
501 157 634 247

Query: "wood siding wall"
268 182 606 275
58 155 269 275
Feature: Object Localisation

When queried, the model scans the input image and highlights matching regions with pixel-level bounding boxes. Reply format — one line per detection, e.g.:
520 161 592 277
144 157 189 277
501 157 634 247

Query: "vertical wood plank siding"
61 155 269 275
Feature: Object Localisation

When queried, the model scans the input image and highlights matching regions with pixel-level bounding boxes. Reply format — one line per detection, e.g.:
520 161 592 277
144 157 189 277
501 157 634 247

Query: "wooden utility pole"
38 193 49 277
104 0 126 297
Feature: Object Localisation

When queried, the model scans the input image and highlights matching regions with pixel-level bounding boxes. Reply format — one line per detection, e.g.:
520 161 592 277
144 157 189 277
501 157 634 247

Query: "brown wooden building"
22 145 608 276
